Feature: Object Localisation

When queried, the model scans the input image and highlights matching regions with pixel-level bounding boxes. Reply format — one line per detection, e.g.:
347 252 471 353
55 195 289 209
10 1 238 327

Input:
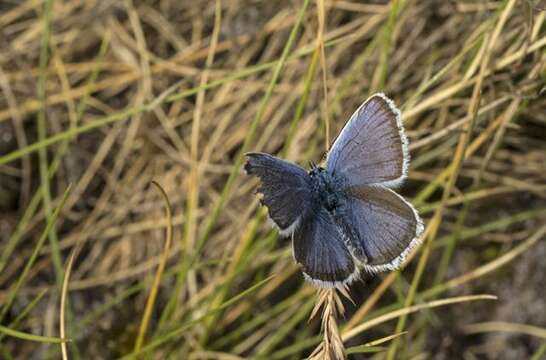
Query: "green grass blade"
0 325 67 344
121 276 272 359
0 184 72 324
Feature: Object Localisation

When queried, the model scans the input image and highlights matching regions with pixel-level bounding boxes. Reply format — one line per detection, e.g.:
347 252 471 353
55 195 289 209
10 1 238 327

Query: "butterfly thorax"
308 167 341 213
309 166 369 263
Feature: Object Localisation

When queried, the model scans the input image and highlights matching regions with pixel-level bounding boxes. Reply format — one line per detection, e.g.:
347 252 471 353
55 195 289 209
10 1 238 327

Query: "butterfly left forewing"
244 152 312 236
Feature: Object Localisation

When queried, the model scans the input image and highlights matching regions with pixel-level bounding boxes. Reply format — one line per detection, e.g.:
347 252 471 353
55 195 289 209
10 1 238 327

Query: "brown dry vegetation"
0 0 545 359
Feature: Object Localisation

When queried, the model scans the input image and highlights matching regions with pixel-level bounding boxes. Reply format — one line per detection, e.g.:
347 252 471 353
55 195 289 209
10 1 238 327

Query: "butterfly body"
244 93 424 288
307 167 369 263
308 166 340 213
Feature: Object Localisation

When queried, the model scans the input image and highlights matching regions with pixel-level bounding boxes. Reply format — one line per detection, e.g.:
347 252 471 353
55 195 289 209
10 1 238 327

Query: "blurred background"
0 0 545 359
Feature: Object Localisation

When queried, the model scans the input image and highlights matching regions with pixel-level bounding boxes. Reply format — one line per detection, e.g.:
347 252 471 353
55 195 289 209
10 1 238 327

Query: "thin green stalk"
433 201 470 285
370 0 405 92
282 46 320 156
346 346 386 354
5 34 108 360
201 39 321 342
386 27 491 359
269 335 323 359
0 347 15 360
0 21 365 168
210 290 310 349
0 325 67 344
254 300 315 358
432 2 520 289
0 35 110 273
200 213 264 342
331 35 379 116
120 277 272 359
432 208 546 249
531 343 546 360
194 0 311 271
171 0 222 333
158 0 311 332
0 185 72 324
0 289 48 343
37 0 62 285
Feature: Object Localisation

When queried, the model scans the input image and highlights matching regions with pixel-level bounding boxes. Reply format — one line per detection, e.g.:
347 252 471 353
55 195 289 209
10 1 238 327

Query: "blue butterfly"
244 93 424 288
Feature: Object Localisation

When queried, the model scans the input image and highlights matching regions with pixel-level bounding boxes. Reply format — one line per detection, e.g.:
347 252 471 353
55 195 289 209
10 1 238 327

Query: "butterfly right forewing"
327 93 408 188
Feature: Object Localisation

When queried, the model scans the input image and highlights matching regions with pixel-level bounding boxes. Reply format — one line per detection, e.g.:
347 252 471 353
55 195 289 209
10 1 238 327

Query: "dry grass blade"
133 181 173 352
363 331 408 347
184 0 222 305
425 224 546 296
463 321 546 340
59 248 77 360
387 1 510 353
316 0 330 149
343 294 498 342
345 332 407 355
308 294 496 358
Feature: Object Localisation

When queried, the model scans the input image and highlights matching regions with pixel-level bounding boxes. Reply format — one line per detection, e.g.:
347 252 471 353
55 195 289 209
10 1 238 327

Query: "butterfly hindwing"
292 207 357 287
344 185 423 272
327 93 408 188
244 152 312 235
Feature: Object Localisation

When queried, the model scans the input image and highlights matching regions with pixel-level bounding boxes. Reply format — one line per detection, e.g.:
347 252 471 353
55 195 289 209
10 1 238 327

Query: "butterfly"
244 93 424 288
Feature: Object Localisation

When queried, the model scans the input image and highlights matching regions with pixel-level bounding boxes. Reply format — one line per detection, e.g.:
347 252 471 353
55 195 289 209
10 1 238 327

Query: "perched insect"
244 93 424 288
